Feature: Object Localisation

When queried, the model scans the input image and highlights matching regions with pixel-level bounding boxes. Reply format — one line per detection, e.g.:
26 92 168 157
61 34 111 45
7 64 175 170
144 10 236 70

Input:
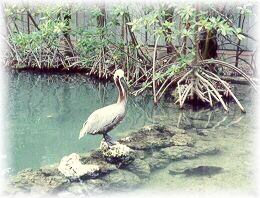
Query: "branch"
198 59 257 90
153 36 160 103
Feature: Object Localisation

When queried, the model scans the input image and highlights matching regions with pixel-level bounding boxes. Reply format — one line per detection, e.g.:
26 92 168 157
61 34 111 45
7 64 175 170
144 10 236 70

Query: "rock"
6 122 223 195
80 151 117 173
196 129 208 136
159 144 220 161
8 168 68 194
100 141 135 166
58 153 101 180
194 143 220 155
168 167 188 175
119 124 174 150
169 165 223 177
170 133 195 146
102 170 141 190
159 146 196 160
145 152 171 171
65 179 108 195
125 159 151 178
153 124 188 135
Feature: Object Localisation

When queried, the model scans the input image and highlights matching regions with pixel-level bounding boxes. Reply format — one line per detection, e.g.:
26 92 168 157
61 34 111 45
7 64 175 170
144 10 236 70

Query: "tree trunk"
164 8 174 54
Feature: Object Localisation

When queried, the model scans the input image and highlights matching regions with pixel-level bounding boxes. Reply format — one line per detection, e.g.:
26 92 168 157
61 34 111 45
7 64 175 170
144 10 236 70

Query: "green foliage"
237 4 253 16
10 32 43 55
5 3 252 76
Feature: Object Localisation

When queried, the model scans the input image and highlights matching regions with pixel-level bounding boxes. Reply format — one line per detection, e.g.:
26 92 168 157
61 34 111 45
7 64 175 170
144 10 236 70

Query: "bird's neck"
115 78 127 104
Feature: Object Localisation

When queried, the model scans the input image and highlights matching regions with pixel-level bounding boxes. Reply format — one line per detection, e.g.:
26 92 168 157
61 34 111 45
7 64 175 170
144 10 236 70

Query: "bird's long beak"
121 77 129 92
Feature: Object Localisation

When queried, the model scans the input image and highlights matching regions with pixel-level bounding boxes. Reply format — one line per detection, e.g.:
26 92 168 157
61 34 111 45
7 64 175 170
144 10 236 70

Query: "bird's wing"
79 103 125 139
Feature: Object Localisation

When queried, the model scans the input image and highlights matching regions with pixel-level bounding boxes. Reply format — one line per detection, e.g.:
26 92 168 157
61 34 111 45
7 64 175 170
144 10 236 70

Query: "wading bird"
78 69 127 146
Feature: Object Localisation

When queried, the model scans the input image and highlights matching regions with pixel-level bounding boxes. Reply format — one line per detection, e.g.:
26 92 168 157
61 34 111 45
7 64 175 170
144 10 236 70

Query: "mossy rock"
65 179 108 195
170 133 195 146
159 144 220 161
144 152 171 171
8 168 69 194
100 141 135 166
101 170 141 191
125 159 151 178
119 124 175 150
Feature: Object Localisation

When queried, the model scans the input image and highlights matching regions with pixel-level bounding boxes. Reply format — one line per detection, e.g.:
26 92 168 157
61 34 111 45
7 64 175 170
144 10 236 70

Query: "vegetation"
3 2 257 111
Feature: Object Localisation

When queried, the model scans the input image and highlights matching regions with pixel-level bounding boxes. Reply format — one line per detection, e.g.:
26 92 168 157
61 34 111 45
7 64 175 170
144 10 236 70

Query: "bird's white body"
78 69 127 141
79 101 126 139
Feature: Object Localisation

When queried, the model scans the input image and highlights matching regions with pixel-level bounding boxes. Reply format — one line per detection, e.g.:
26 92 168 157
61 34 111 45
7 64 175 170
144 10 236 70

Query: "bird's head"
113 69 128 92
113 69 125 81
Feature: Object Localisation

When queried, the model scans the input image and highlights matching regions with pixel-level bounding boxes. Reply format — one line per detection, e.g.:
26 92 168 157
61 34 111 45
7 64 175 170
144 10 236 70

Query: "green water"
7 71 257 193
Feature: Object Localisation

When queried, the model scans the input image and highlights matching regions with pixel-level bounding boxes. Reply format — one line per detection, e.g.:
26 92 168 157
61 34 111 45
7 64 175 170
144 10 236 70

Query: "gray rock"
196 129 209 136
170 133 195 146
159 146 196 160
119 124 175 150
159 144 220 161
80 151 117 173
66 179 108 195
145 152 171 171
125 159 151 178
102 170 141 190
58 153 101 180
8 168 69 194
100 141 135 166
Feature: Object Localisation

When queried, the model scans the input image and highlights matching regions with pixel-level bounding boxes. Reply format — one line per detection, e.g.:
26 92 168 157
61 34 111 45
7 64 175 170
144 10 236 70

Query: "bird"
78 69 128 146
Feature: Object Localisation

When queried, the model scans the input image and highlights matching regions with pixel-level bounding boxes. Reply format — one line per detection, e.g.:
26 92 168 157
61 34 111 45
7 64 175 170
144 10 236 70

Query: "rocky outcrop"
170 133 195 146
58 153 101 180
125 159 151 178
100 140 135 166
7 167 69 194
101 169 141 190
7 124 221 195
119 125 174 150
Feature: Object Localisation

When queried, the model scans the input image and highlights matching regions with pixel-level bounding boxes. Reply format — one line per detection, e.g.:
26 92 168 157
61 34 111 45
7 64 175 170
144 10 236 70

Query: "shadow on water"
6 70 257 192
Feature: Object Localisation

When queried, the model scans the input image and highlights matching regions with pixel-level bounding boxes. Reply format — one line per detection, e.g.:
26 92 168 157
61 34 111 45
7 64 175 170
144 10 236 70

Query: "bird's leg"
103 133 116 147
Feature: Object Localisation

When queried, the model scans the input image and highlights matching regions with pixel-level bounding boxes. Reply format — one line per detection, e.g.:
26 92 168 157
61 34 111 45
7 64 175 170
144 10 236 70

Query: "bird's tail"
78 127 86 139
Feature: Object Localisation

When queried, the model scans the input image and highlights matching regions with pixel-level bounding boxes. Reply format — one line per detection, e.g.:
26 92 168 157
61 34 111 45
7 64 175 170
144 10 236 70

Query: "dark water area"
6 71 257 193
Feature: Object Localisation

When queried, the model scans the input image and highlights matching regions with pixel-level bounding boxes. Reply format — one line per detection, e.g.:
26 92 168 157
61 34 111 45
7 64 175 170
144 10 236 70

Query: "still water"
6 71 257 193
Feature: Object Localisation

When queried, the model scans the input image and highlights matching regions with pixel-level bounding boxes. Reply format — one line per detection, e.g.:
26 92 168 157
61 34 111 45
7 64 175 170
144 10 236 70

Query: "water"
6 71 257 193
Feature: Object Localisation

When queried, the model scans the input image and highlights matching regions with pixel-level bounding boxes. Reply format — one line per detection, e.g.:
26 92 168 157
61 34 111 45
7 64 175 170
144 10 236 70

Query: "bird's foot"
103 134 116 148
106 140 117 148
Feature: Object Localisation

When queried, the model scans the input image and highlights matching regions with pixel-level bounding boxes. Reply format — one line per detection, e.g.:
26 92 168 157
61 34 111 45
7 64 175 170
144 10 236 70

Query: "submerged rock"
170 133 195 146
102 169 141 191
65 179 108 195
196 129 209 136
100 140 135 166
169 165 223 177
145 154 170 171
125 159 151 178
159 144 219 161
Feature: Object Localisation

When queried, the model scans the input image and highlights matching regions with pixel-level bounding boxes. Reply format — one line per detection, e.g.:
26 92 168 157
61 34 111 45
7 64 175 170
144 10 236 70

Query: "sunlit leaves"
90 6 104 18
177 6 196 21
237 4 253 16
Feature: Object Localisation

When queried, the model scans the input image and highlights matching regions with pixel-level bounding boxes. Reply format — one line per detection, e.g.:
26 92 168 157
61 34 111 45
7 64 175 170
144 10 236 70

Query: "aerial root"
175 68 246 112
